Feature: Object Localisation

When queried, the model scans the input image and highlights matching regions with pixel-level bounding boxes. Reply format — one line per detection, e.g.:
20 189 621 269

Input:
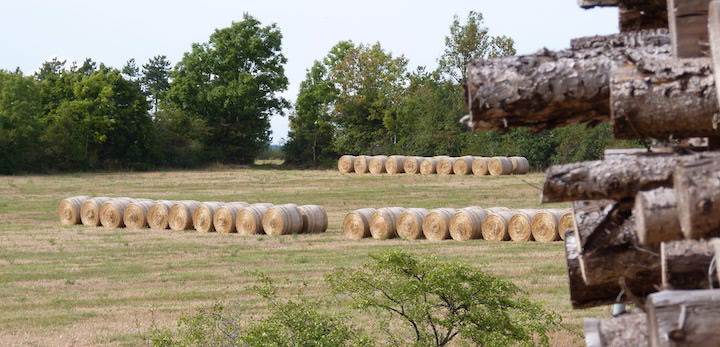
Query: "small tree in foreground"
326 251 561 346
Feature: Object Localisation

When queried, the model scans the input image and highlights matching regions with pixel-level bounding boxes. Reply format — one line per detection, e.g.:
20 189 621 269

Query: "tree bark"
611 58 719 140
584 314 649 347
709 0 720 105
674 157 720 238
635 187 683 245
646 289 720 347
668 0 710 58
662 239 716 290
466 29 670 132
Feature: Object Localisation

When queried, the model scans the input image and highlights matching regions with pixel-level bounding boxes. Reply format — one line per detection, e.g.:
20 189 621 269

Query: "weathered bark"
668 0 710 58
466 29 670 132
611 58 719 139
604 147 677 159
674 157 720 238
578 0 668 32
709 1 720 113
542 152 720 203
646 289 720 347
578 0 618 8
584 314 649 347
635 187 683 245
662 239 716 290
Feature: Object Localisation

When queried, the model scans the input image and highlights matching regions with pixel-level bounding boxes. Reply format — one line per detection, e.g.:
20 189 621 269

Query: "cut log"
578 0 668 32
584 314 649 347
578 0 618 8
662 239 716 290
668 0 710 58
635 187 683 245
646 289 720 347
709 0 720 104
466 28 670 132
542 152 720 203
610 58 719 140
674 157 720 238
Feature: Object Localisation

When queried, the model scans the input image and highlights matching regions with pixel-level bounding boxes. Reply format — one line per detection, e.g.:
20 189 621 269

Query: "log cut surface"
647 289 720 347
662 239 715 290
584 314 649 347
674 157 720 238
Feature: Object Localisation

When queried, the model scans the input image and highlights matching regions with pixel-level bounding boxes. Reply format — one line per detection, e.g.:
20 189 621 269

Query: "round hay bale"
423 208 457 241
81 197 112 226
531 209 565 242
343 208 376 240
147 200 176 230
558 210 574 241
396 208 430 240
236 203 273 235
508 209 539 242
213 202 249 233
481 207 514 241
403 157 422 174
262 204 303 236
509 156 530 174
124 200 156 230
368 155 388 175
420 158 438 175
338 155 356 174
452 156 474 175
449 206 487 241
353 155 370 174
436 156 455 175
385 155 406 174
99 197 134 229
168 200 201 231
471 157 490 176
488 157 513 176
298 205 328 233
58 196 90 225
370 207 405 239
192 202 224 233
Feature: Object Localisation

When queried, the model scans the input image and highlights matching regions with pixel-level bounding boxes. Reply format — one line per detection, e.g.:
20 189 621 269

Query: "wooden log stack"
464 0 720 344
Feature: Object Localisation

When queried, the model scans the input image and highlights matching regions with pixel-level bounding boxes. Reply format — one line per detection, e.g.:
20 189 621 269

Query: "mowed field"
0 165 606 346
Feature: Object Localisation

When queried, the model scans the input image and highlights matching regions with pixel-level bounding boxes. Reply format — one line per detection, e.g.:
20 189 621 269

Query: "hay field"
0 166 604 346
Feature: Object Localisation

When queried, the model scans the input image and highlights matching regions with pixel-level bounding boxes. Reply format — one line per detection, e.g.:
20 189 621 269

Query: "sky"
0 0 618 145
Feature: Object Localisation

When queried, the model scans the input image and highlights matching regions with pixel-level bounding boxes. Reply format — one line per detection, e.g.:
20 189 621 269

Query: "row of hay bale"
338 155 529 175
343 206 573 242
58 196 327 235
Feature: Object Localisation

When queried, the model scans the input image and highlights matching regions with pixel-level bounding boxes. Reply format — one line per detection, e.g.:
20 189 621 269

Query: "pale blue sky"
1 0 617 144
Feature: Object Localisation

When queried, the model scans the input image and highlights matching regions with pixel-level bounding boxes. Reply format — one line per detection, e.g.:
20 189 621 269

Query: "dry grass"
0 166 606 346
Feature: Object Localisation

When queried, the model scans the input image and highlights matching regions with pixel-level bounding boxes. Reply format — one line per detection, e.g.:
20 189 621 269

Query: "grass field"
0 165 607 346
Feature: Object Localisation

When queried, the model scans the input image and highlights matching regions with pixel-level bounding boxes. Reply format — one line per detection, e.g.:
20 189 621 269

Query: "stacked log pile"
465 1 720 345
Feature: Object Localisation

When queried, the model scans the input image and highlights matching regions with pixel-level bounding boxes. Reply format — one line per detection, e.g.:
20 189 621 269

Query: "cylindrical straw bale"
531 209 565 242
370 207 405 239
353 155 370 174
403 157 422 174
471 157 490 176
488 157 513 176
423 208 457 241
192 202 224 233
298 205 328 233
338 155 356 174
452 156 474 175
368 155 388 175
396 208 430 240
168 200 201 231
262 204 303 236
59 196 90 225
509 156 530 174
124 200 156 230
99 197 134 229
213 202 249 233
481 207 514 241
558 211 574 241
81 197 112 226
420 158 438 175
147 200 175 230
343 208 376 240
385 155 406 174
508 209 539 242
436 156 455 175
236 203 273 235
449 206 486 241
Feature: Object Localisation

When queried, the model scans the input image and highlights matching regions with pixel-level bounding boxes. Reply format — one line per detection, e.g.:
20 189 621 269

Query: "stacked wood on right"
337 155 529 175
342 206 572 242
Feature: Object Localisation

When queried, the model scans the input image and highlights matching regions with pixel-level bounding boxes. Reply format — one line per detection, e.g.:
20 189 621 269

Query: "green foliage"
0 70 45 173
142 55 171 113
166 13 289 164
326 251 561 346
